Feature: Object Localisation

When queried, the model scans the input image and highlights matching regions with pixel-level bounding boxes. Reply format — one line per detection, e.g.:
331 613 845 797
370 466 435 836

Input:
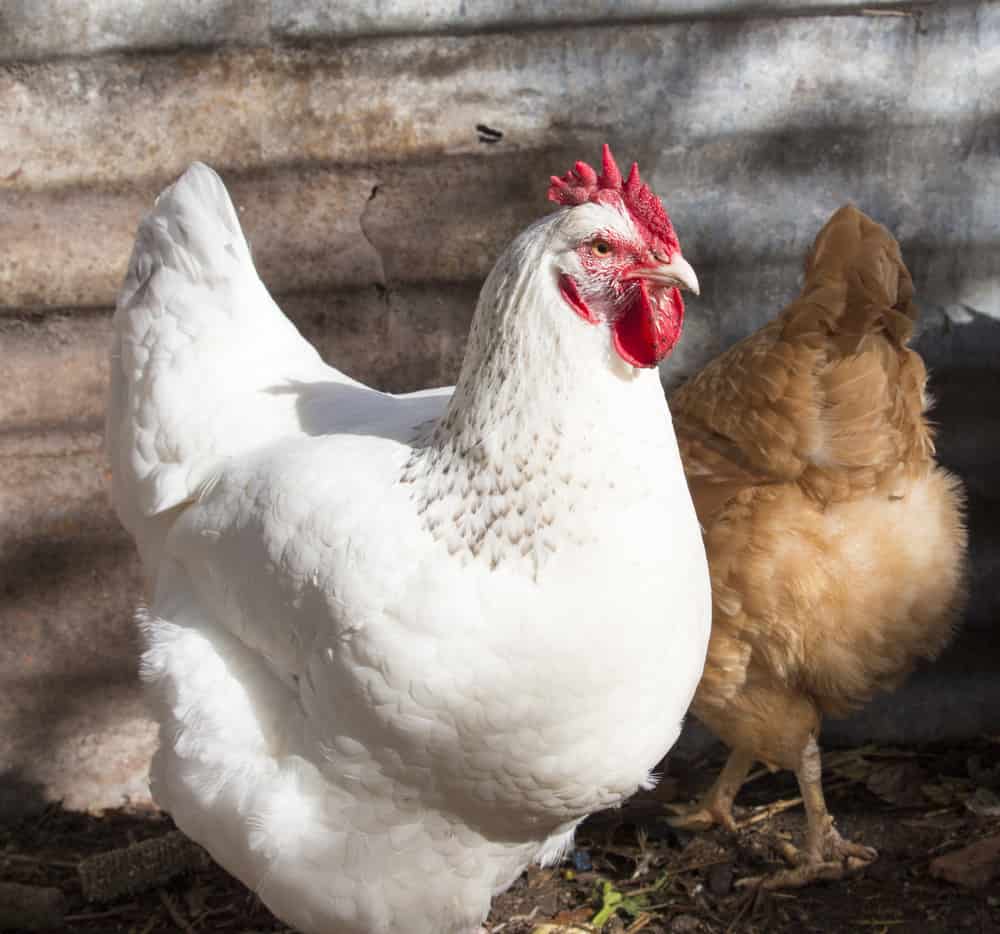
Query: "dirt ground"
2 740 999 933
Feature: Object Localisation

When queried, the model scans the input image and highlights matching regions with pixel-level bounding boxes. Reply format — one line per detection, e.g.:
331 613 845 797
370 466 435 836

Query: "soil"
2 740 999 933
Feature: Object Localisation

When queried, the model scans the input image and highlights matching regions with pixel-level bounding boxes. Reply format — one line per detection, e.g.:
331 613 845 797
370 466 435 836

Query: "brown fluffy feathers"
668 205 967 884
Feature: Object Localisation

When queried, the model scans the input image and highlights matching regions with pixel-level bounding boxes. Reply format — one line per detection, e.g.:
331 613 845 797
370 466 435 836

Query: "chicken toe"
666 748 753 832
808 820 878 866
665 801 736 832
798 739 877 868
736 856 863 891
736 827 875 890
737 737 876 890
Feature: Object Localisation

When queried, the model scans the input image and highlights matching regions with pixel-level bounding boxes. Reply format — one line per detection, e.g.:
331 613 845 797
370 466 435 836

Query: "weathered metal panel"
0 0 997 813
0 0 270 61
3 8 995 189
0 1 926 61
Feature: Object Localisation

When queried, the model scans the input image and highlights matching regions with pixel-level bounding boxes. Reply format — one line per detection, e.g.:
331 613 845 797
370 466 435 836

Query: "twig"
670 857 733 875
158 887 197 934
725 886 760 934
740 779 854 828
927 830 981 856
740 796 804 827
626 913 655 933
191 904 237 926
2 852 78 870
639 900 681 913
63 904 138 922
488 906 540 933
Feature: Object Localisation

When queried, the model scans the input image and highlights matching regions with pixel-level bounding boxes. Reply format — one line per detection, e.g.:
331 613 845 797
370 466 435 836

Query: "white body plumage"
107 163 710 934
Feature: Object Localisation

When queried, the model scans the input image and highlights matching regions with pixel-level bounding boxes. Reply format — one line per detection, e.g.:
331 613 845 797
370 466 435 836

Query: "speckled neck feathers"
402 214 674 574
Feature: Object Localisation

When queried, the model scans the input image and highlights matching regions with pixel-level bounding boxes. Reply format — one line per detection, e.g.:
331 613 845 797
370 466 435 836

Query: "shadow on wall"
671 302 1000 762
0 771 48 824
0 518 154 814
0 665 154 817
919 306 1000 634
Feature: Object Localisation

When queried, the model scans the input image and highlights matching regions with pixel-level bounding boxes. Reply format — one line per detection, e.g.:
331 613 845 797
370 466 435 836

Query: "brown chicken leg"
737 738 877 890
669 738 876 890
668 206 965 892
666 748 754 832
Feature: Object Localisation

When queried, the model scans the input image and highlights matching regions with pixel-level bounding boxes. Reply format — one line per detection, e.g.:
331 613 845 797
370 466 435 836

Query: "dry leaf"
965 787 1000 819
930 834 1000 889
865 761 928 807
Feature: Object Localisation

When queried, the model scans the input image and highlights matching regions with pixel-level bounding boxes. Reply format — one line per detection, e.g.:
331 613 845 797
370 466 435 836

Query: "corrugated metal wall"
1 0 998 813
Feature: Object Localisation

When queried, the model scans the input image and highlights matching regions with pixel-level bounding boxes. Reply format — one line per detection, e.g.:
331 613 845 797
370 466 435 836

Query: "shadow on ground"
2 739 999 932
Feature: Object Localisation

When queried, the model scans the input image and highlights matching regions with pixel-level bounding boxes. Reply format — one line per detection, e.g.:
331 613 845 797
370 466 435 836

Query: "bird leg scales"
737 737 877 890
666 748 754 832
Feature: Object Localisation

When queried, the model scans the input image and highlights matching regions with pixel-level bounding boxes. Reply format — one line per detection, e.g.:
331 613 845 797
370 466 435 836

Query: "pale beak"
625 253 700 296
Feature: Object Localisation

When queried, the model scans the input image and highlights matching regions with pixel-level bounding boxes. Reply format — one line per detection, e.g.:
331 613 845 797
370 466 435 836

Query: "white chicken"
106 147 710 934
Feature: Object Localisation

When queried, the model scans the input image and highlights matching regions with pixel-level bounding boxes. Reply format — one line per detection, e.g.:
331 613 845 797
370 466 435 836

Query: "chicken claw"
665 801 736 832
736 855 868 891
736 837 876 890
809 823 878 866
665 748 753 832
736 742 877 890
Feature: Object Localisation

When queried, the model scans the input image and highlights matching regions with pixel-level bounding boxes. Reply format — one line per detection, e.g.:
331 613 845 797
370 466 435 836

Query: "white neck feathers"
402 214 679 575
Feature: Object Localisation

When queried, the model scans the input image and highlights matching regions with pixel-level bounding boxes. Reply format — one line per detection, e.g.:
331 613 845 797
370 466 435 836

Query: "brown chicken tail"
785 204 918 353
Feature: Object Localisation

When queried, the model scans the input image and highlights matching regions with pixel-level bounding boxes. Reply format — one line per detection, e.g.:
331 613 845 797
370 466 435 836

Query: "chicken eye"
591 239 613 258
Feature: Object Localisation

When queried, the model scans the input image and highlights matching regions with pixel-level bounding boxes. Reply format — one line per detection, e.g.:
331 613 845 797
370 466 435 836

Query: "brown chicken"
668 205 967 888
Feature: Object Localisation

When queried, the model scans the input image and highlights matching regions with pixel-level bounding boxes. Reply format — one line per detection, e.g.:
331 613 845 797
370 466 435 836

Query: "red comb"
547 144 680 256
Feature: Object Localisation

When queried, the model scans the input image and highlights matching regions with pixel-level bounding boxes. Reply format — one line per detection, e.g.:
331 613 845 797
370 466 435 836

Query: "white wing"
106 162 450 558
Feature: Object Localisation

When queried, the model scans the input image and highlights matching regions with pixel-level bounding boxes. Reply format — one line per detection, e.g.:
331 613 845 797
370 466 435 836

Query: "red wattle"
558 274 599 325
611 281 684 368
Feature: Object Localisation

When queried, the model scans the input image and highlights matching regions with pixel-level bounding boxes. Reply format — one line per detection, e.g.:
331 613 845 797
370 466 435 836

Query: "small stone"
669 914 702 933
965 787 1000 819
644 818 686 846
707 862 733 896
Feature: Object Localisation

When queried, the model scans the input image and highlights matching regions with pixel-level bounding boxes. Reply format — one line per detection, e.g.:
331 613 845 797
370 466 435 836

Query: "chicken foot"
666 748 754 832
737 737 876 890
